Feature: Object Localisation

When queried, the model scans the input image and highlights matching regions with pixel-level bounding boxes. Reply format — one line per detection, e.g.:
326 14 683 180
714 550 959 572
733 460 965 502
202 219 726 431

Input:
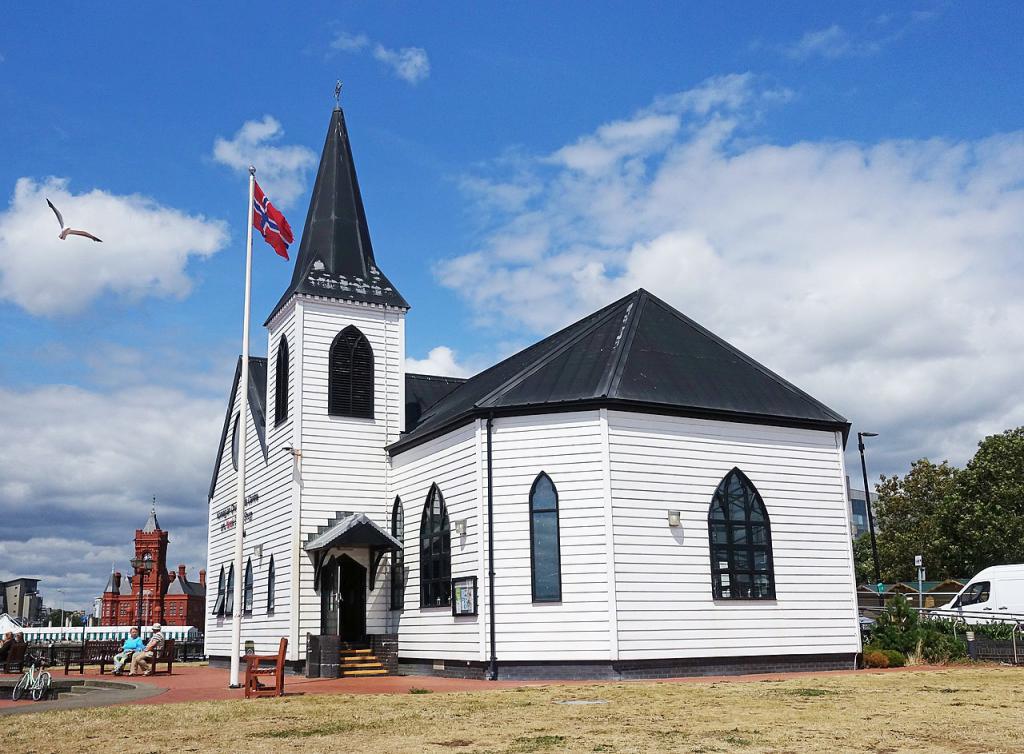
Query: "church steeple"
143 498 161 533
266 100 408 323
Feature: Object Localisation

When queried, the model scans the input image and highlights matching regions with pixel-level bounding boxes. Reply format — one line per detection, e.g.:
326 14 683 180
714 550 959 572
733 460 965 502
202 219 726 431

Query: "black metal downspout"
486 413 498 680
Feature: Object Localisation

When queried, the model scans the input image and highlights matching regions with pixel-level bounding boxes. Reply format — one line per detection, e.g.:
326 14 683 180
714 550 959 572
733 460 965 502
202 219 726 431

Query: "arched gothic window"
328 325 374 418
529 472 562 602
708 468 776 600
230 412 240 470
419 485 450 607
243 558 254 613
391 497 405 610
267 555 275 614
225 564 235 616
213 565 226 616
275 336 289 426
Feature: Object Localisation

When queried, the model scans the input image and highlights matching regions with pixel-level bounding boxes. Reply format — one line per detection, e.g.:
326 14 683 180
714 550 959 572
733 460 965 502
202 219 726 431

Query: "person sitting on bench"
0 631 13 662
130 624 164 676
112 627 145 675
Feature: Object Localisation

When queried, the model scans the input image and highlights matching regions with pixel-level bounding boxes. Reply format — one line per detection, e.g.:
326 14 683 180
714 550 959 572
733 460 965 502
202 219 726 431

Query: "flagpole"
229 166 256 688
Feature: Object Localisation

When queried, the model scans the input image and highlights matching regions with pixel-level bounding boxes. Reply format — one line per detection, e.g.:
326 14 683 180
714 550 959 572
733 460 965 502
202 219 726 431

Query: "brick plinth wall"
399 652 858 681
367 634 399 674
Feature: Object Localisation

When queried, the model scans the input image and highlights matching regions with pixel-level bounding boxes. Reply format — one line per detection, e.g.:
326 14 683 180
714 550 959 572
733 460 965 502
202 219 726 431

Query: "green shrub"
868 595 967 664
973 622 1016 640
863 649 889 668
882 650 906 668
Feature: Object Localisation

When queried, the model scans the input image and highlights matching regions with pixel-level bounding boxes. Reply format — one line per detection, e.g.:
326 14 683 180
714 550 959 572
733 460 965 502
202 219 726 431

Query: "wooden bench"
146 638 175 675
244 638 288 698
65 640 121 675
0 642 28 673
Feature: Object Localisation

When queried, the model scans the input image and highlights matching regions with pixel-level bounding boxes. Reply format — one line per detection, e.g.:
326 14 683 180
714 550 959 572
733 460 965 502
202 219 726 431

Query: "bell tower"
133 503 169 624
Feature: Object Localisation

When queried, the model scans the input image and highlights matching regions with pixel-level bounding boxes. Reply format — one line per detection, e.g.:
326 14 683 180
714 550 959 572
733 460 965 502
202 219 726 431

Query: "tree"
873 459 957 581
852 533 875 585
939 427 1024 575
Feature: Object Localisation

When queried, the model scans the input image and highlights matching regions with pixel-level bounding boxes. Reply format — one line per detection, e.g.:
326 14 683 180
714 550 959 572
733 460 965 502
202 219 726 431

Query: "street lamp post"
129 555 154 633
857 431 883 607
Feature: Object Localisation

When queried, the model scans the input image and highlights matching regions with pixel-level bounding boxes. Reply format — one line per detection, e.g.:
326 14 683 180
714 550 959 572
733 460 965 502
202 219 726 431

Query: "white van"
934 564 1024 624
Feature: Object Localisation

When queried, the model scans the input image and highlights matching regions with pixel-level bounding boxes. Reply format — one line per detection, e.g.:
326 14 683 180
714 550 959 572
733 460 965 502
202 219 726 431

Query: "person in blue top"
112 627 144 675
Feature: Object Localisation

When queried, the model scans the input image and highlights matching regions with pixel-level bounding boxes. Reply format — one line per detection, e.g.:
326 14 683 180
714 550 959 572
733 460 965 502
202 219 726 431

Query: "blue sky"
2 2 1022 607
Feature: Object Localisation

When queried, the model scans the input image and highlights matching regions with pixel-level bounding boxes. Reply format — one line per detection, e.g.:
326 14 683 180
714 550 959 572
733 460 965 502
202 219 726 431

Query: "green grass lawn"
4 666 1023 753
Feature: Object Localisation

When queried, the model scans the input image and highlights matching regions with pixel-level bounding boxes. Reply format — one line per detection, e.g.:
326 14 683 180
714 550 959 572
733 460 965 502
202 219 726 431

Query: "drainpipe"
486 413 498 681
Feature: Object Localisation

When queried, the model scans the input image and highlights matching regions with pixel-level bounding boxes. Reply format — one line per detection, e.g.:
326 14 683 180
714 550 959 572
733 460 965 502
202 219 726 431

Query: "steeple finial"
334 80 343 110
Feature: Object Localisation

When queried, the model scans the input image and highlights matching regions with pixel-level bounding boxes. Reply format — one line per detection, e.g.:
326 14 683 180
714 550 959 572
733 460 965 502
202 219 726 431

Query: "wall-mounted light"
282 445 302 458
453 519 468 536
667 510 681 527
253 544 263 560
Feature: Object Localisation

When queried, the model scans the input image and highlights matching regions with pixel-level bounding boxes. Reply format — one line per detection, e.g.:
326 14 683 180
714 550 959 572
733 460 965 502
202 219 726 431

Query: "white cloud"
782 24 872 60
0 177 227 316
442 75 1024 478
405 346 473 378
0 382 222 607
212 115 317 208
372 44 430 85
329 31 430 85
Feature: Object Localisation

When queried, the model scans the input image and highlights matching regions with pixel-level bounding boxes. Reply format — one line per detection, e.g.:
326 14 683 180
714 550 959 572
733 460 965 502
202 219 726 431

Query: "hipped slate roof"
266 105 408 324
167 572 205 597
303 512 401 552
390 289 849 453
208 356 269 499
142 506 161 533
405 373 466 432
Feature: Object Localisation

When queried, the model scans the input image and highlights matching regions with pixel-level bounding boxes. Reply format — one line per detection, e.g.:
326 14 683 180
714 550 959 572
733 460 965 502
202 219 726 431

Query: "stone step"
341 661 384 669
340 648 373 655
341 668 389 676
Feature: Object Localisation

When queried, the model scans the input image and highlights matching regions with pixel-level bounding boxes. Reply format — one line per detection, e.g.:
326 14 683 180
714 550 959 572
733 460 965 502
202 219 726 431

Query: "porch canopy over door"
304 512 402 591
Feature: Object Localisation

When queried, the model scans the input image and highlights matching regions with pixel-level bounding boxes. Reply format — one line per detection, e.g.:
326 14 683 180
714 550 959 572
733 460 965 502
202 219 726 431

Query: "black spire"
266 105 408 323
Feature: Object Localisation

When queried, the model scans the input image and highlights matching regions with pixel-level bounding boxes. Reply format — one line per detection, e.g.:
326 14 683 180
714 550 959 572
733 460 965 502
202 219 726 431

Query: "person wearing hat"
130 623 165 676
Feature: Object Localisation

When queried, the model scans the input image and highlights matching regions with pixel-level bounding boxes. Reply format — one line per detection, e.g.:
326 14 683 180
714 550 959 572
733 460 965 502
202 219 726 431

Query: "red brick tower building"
100 505 206 629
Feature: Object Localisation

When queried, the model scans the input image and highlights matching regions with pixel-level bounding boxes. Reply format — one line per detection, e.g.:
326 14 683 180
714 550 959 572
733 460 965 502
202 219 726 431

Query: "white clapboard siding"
390 423 481 661
204 311 297 658
486 412 611 662
293 299 406 658
606 410 861 661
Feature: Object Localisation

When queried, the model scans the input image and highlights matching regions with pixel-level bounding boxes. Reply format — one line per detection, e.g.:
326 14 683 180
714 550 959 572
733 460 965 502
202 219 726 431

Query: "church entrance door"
320 554 367 642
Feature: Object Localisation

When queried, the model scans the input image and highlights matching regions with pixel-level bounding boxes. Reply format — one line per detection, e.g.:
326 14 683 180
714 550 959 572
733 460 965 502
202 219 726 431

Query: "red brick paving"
0 663 954 711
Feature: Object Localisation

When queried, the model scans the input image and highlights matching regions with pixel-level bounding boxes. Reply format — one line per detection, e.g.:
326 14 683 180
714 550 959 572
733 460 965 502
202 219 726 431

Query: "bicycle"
12 657 51 702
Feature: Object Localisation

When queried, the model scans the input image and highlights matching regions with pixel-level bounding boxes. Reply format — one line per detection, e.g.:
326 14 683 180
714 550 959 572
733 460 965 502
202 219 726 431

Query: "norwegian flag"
252 181 294 260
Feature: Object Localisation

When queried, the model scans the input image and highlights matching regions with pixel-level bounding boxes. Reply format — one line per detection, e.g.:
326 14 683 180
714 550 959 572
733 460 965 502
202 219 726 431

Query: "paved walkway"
0 663 952 714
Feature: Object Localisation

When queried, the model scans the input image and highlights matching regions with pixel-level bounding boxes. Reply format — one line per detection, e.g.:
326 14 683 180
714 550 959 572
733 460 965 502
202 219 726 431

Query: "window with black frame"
267 555 275 614
230 412 240 470
213 565 226 616
328 325 374 418
243 558 254 613
275 336 289 425
225 563 235 616
419 484 451 607
529 472 562 602
391 496 405 610
708 468 776 600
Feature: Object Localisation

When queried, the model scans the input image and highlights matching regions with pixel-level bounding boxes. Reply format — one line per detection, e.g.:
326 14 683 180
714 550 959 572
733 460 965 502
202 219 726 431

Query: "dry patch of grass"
3 667 1024 753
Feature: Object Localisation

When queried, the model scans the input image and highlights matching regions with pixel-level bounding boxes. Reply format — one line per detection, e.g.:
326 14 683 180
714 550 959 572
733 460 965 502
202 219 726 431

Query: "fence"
17 625 201 644
860 602 1023 665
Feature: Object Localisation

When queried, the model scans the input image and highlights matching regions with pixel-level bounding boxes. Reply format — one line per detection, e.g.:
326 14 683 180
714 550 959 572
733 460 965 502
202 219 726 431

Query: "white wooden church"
204 103 862 679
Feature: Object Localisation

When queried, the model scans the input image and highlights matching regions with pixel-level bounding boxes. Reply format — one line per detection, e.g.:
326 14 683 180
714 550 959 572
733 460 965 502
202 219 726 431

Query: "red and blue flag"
252 181 294 260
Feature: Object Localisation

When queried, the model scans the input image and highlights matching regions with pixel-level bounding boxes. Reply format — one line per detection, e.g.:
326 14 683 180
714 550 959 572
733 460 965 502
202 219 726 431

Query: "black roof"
208 356 269 499
390 289 849 453
266 106 408 324
405 373 467 432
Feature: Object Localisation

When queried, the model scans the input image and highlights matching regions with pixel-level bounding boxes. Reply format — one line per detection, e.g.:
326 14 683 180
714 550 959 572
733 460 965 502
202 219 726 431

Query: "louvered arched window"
275 336 289 425
225 564 235 616
267 555 275 614
243 558 254 613
328 325 374 418
419 485 451 607
529 472 562 602
213 566 226 616
391 497 405 610
708 468 776 600
230 412 240 470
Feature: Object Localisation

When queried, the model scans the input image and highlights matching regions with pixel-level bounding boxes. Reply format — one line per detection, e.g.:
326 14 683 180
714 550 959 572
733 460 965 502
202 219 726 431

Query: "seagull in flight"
46 198 103 242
